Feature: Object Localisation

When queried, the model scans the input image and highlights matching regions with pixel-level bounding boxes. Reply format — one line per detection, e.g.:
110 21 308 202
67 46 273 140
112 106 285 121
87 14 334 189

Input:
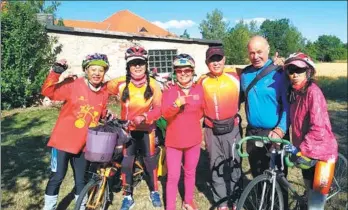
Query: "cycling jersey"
41 71 109 154
107 76 162 131
161 84 204 148
197 67 240 127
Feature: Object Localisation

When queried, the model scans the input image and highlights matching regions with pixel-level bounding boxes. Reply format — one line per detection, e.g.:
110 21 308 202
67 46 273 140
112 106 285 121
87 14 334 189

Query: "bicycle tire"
237 173 284 210
75 178 109 210
326 153 348 210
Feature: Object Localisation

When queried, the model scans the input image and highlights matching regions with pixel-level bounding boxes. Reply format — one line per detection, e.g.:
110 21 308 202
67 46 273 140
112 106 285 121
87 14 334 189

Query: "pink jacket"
290 83 338 161
161 84 204 148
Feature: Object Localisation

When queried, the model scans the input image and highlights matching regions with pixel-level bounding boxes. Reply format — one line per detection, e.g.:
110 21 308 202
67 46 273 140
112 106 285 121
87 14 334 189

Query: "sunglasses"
128 59 146 66
175 69 194 74
208 54 223 62
286 65 307 75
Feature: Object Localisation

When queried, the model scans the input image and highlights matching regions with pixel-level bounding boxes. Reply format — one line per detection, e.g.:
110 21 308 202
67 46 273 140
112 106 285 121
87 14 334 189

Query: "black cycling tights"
121 130 158 194
45 148 88 196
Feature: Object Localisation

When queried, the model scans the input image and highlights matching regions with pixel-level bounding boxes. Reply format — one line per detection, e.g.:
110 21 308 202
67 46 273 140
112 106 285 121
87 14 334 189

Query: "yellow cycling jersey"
107 76 162 131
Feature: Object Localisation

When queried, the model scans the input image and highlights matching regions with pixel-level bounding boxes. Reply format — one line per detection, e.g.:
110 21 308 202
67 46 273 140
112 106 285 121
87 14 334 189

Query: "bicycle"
235 136 347 210
75 119 167 210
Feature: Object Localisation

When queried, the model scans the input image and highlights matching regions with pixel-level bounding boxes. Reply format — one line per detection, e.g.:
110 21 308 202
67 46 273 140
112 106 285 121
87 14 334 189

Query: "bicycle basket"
85 129 117 163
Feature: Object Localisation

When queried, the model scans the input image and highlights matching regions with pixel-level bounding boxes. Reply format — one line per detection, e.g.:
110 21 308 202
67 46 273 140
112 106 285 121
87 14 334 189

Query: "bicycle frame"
236 136 305 210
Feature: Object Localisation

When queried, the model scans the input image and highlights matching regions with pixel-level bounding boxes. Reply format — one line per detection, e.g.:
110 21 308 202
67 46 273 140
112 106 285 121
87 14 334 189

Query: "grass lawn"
1 77 347 209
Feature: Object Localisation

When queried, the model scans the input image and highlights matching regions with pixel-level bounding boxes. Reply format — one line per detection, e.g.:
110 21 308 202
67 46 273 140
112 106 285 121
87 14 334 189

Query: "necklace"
177 81 193 90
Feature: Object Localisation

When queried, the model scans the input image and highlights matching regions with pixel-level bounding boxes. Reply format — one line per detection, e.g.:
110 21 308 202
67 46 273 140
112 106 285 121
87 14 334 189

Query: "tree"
1 1 62 109
56 17 65 26
180 29 190 38
260 18 305 57
223 21 253 64
303 40 318 61
314 35 346 62
199 9 228 40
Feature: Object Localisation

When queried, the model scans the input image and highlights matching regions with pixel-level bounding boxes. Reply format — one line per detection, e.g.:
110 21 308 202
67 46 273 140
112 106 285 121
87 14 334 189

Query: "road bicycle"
235 136 347 210
74 120 167 210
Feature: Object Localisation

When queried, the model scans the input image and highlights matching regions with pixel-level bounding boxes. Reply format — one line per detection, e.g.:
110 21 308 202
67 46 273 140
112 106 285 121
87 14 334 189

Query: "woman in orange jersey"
107 46 162 210
41 54 111 210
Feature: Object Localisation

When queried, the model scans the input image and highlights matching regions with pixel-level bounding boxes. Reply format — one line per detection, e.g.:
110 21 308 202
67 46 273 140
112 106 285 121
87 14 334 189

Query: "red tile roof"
62 10 176 37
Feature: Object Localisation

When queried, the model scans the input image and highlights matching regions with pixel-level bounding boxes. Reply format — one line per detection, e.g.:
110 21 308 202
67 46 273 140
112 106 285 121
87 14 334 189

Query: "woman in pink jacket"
162 54 204 210
283 52 338 210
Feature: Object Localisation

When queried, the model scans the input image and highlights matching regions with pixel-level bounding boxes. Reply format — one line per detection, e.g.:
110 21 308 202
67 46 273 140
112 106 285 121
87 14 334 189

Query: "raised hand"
272 51 285 66
52 59 69 74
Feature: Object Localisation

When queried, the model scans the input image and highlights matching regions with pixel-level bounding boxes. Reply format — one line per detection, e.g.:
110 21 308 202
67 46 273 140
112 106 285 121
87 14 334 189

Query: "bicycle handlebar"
236 136 294 167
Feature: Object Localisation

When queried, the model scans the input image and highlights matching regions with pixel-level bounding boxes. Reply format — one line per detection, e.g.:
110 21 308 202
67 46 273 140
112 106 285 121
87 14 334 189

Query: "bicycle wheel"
326 153 348 210
75 178 109 210
237 173 284 210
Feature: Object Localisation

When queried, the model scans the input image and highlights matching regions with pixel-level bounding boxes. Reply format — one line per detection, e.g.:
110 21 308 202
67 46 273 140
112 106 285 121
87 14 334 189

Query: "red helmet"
284 52 315 70
125 46 148 63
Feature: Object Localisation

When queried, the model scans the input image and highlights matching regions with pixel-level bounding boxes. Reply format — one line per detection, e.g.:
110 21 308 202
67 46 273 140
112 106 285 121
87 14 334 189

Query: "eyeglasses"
286 65 307 75
175 68 194 74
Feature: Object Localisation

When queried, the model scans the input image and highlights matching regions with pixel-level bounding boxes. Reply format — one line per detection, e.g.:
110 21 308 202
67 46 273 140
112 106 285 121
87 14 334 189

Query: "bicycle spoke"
241 178 282 210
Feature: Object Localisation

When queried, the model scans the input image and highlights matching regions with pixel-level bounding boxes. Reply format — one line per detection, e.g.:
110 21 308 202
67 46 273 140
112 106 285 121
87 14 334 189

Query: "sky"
55 1 347 43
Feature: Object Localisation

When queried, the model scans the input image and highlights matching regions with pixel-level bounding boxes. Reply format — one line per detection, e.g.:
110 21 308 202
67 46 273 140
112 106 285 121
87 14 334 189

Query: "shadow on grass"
1 108 70 210
1 116 50 209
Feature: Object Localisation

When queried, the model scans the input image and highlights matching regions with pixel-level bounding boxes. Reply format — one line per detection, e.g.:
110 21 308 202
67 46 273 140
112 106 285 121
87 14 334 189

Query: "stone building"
45 10 222 80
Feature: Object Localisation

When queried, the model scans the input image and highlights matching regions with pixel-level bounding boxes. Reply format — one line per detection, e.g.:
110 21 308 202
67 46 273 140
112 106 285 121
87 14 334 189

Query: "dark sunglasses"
174 54 194 61
175 69 194 74
128 59 146 66
286 65 307 75
208 54 223 62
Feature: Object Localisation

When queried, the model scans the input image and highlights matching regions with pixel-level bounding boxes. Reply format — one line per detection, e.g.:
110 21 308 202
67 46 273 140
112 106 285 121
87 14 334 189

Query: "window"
148 49 177 73
139 27 148 32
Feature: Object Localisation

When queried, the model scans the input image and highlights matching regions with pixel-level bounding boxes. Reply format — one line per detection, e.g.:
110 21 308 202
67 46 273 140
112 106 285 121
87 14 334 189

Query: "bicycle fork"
258 171 277 210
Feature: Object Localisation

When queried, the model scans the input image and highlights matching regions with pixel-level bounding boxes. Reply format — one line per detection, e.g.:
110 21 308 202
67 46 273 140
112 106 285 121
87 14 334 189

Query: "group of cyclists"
41 35 338 210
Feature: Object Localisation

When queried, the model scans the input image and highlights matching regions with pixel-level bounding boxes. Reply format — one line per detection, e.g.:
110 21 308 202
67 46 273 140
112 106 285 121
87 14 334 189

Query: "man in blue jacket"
240 35 290 207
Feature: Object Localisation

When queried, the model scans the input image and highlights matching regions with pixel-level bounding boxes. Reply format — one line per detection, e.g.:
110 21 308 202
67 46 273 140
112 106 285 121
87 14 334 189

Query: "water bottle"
313 158 336 195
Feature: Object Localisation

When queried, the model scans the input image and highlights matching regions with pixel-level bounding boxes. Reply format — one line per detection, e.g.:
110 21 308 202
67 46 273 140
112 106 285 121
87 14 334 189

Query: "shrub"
1 1 62 109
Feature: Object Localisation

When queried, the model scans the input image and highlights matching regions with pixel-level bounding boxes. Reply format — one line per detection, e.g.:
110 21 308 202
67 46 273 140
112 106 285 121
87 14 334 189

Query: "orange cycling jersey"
107 76 162 131
197 67 240 127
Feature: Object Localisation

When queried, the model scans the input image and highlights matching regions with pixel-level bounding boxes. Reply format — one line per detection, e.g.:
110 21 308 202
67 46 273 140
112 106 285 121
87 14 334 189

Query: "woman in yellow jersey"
107 46 162 210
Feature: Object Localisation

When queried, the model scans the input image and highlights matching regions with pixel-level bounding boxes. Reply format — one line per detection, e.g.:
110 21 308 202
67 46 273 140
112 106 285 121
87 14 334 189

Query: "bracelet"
273 127 285 138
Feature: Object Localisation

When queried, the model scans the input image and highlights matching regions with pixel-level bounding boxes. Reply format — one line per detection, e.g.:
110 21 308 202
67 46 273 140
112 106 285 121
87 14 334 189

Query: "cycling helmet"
125 46 148 63
284 52 315 70
82 53 109 71
173 53 195 68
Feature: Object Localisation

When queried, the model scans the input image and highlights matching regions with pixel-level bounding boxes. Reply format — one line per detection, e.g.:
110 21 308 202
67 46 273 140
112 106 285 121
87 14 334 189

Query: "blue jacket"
241 59 289 133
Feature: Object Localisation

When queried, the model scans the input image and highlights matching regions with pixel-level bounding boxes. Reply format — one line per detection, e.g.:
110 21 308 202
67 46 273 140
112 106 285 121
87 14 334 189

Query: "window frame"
148 49 177 73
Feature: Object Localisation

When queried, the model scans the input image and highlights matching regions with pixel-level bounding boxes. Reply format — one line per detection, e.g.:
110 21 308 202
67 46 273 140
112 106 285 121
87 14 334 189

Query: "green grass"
1 77 347 210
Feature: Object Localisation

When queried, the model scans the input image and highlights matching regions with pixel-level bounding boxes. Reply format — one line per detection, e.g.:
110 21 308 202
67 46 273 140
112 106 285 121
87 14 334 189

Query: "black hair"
121 63 153 103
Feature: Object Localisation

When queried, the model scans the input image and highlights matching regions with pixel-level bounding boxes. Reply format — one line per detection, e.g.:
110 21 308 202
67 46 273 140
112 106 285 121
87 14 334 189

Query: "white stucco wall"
47 30 215 81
